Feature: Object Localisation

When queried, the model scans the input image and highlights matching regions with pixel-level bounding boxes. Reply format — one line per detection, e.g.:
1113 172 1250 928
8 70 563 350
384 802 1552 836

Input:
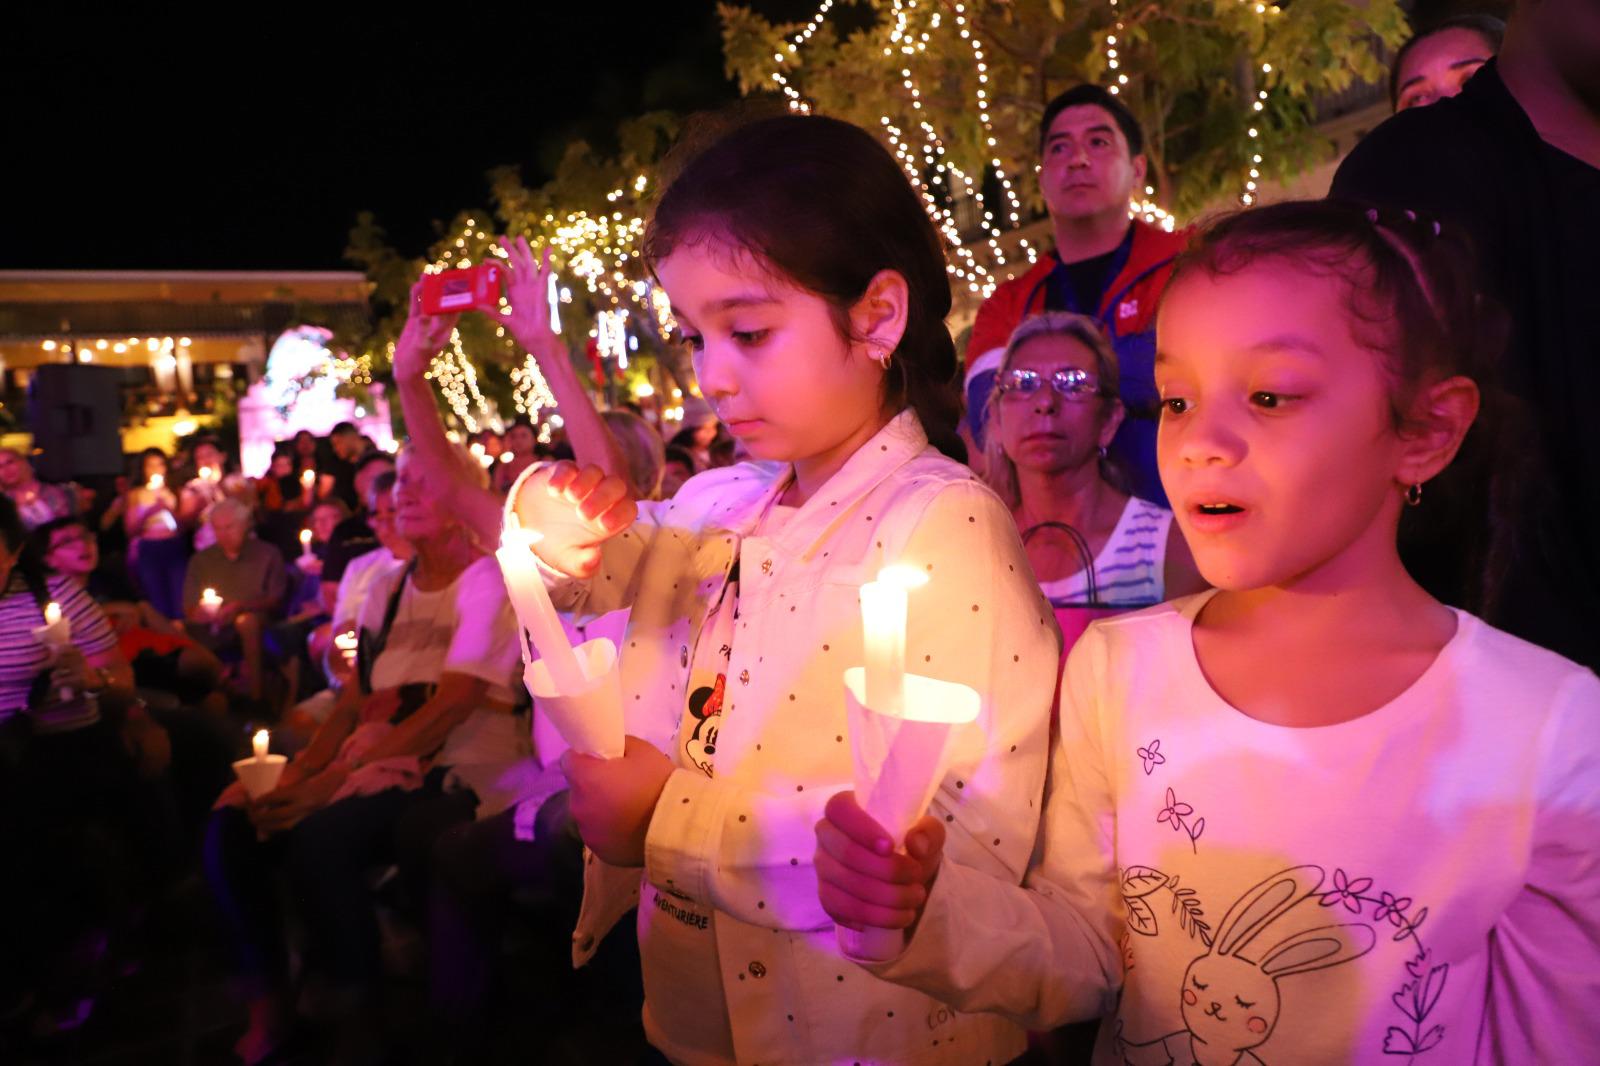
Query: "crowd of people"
2 3 1596 1063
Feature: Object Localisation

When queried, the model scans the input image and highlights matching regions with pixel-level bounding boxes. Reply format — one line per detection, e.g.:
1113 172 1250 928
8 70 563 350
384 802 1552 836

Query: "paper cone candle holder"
838 667 979 960
839 565 981 960
232 729 287 798
497 464 625 758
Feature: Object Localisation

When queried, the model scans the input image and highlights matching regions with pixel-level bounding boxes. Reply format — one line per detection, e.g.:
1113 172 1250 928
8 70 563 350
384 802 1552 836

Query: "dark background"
2 7 749 271
4 2 1478 272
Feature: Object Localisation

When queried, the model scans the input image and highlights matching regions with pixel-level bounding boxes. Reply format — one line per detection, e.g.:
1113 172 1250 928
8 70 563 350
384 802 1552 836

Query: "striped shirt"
0 571 117 721
1037 496 1173 608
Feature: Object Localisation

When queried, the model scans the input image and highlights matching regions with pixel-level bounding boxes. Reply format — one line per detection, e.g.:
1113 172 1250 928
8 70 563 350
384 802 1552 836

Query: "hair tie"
1366 207 1380 224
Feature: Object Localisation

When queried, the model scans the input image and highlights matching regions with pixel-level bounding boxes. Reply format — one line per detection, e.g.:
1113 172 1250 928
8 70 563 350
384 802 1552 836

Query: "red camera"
420 263 504 315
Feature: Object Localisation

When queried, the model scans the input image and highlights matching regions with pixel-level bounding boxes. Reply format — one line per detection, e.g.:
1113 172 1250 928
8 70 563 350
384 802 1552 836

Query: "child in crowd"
815 201 1600 1063
504 114 1060 1065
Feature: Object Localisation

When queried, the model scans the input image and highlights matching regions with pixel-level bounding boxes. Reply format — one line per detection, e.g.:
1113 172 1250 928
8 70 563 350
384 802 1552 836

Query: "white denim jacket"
548 411 1060 1066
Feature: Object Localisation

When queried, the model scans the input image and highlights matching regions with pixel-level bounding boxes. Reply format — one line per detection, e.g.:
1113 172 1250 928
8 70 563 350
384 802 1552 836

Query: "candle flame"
875 565 930 591
252 729 270 759
300 529 313 544
44 601 62 626
149 473 164 491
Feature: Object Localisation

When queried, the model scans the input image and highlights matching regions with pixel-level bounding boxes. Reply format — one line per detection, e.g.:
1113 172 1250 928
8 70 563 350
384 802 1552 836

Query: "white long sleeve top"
864 593 1600 1065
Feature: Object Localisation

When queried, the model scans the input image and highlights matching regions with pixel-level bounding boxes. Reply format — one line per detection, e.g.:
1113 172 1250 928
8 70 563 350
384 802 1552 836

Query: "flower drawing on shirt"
1318 867 1374 914
1156 787 1204 852
1314 867 1447 1060
1136 738 1166 775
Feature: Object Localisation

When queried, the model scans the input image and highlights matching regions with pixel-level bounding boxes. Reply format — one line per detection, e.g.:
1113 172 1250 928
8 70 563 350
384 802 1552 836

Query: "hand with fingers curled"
560 735 676 867
815 790 946 933
508 461 637 579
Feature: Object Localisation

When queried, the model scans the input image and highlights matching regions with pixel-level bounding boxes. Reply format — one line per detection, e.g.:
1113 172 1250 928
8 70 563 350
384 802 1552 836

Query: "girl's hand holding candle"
840 564 980 959
499 461 629 758
507 461 637 579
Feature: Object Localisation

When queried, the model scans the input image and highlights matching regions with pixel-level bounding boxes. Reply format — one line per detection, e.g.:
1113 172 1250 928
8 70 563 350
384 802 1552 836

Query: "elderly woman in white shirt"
202 445 526 1066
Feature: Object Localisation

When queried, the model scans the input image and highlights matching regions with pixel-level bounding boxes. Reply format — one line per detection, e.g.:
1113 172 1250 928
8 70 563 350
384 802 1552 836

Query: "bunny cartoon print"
1119 866 1376 1066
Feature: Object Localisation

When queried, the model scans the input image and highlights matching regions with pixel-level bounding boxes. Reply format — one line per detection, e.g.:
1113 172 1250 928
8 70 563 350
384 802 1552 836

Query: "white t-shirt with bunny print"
865 591 1600 1064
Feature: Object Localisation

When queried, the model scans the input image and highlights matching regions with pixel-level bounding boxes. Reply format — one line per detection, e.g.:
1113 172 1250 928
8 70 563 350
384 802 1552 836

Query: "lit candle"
859 566 929 716
495 519 586 692
334 630 359 668
300 469 316 492
148 472 164 492
252 729 270 761
547 270 562 332
199 466 218 482
43 601 62 627
200 587 222 617
299 528 313 558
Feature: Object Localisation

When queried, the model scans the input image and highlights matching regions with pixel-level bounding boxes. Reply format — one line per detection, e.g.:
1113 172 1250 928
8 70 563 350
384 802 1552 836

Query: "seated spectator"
181 498 289 703
36 515 227 712
1391 15 1504 112
324 421 371 510
492 417 539 494
599 409 666 500
281 472 411 744
178 437 230 552
659 444 696 499
319 452 397 612
982 312 1204 650
0 447 77 529
203 443 526 1065
0 494 173 1037
119 448 188 620
255 444 300 512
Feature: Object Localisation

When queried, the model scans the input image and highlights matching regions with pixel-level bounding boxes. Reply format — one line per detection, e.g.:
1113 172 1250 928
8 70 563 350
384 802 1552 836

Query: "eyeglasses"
996 367 1105 402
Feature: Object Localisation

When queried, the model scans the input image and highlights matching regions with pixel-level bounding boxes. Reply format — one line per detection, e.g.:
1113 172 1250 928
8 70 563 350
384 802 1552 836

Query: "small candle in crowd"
252 729 270 760
148 472 164 491
301 469 316 489
43 601 62 626
200 587 223 616
299 528 313 553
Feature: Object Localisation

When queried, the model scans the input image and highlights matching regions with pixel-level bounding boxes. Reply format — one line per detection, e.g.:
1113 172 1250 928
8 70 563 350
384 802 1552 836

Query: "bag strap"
358 557 418 695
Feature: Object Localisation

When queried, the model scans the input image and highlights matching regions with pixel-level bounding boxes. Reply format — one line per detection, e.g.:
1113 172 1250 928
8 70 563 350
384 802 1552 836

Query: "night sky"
5 7 760 272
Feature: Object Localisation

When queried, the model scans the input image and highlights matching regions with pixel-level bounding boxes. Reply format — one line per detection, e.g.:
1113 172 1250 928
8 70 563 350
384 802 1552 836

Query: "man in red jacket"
965 85 1188 504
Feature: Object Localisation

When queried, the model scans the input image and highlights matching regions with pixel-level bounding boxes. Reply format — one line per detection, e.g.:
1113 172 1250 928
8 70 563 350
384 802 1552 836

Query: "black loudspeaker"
28 364 125 480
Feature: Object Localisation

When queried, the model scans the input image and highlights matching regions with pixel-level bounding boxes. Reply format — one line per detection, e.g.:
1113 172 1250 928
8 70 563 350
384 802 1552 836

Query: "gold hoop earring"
1405 483 1423 507
870 345 892 370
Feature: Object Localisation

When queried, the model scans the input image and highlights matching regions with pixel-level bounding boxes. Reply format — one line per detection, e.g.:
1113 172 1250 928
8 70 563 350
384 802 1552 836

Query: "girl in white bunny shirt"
816 202 1600 1064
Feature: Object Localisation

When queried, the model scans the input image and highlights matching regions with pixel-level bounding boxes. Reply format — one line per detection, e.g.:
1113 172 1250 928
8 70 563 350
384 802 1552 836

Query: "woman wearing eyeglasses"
983 313 1205 653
